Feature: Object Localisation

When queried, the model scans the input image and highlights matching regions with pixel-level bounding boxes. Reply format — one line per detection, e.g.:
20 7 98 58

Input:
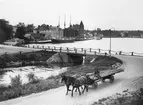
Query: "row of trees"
0 19 13 42
1 19 143 43
0 19 53 43
0 19 36 43
15 22 35 39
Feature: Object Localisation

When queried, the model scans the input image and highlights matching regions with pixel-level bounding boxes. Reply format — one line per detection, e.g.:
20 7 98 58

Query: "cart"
86 68 124 88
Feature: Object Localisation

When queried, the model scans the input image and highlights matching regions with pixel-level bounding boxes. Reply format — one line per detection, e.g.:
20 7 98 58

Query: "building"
36 26 63 39
49 26 63 39
63 21 85 38
120 31 128 37
63 28 78 38
72 21 84 35
141 34 143 38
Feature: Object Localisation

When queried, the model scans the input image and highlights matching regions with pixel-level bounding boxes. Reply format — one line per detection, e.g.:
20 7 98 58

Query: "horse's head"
61 75 67 83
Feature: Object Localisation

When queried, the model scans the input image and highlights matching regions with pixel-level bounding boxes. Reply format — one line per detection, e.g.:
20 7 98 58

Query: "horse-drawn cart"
86 68 124 88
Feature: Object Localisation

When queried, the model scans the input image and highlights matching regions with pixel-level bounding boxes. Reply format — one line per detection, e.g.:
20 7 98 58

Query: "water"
28 38 143 53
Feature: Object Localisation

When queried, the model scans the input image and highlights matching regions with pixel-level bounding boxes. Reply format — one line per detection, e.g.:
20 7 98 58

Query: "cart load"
86 68 124 88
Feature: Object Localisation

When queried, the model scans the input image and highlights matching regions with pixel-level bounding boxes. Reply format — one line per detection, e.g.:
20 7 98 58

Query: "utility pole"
109 29 112 56
109 28 115 56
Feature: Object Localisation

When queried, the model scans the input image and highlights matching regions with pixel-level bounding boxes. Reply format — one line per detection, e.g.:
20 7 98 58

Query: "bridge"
24 44 143 57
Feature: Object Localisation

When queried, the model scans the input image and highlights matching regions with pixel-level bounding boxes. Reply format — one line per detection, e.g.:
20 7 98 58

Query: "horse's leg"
81 85 83 90
71 86 75 97
82 85 86 94
68 85 71 91
75 85 82 92
66 85 69 95
86 85 88 92
75 88 77 92
77 87 81 96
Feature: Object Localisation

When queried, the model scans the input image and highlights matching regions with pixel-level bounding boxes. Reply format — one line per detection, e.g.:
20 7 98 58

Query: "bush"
10 75 22 87
27 73 35 82
2 87 23 100
1 75 23 101
0 85 8 94
27 73 40 84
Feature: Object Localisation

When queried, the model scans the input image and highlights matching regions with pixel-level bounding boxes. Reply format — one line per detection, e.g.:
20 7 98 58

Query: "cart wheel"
93 82 98 88
109 75 114 83
101 78 105 83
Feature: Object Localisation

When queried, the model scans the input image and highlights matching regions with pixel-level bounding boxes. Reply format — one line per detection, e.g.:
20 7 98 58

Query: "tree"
26 24 35 33
37 24 50 30
97 28 101 33
15 22 26 39
0 28 6 43
0 19 13 42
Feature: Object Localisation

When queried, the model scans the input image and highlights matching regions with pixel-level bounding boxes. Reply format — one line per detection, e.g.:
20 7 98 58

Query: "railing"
24 44 143 57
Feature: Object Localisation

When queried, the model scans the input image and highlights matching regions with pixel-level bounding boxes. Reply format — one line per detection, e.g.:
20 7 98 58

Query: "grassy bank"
0 50 56 68
0 73 64 102
66 55 123 76
92 88 143 105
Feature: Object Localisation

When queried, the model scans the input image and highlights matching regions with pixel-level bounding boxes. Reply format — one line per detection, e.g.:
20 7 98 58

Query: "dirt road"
1 55 143 105
0 45 41 54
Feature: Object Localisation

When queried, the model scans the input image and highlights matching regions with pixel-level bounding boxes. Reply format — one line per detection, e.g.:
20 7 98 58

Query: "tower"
69 15 72 27
58 16 60 28
79 21 84 36
79 21 84 30
64 15 66 29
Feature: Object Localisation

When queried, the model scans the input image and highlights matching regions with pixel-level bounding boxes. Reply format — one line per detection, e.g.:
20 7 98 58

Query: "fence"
24 44 143 57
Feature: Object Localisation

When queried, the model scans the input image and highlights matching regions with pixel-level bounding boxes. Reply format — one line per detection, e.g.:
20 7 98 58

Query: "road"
0 44 41 54
1 55 143 105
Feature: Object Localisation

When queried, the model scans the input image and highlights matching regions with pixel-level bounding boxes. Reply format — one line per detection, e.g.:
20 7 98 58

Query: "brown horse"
61 75 76 95
71 75 94 97
71 76 88 97
61 75 84 95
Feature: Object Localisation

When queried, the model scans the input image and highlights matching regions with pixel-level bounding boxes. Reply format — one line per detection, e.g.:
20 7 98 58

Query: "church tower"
79 21 84 36
79 21 84 30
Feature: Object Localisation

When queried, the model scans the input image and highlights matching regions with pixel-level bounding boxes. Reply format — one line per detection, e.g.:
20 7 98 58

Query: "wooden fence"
24 44 143 57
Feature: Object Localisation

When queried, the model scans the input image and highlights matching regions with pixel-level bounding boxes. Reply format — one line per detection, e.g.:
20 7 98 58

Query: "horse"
71 75 93 97
61 75 76 95
61 75 84 95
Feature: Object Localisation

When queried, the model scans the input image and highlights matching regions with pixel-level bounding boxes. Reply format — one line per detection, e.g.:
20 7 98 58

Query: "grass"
0 73 64 102
92 88 143 105
66 55 123 76
0 50 56 68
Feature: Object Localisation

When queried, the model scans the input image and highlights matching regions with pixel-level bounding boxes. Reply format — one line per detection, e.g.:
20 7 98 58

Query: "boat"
95 34 104 40
74 36 94 41
51 38 75 43
29 40 52 44
36 40 52 43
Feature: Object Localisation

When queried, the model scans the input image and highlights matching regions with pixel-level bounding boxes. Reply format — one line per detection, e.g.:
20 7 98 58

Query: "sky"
0 0 143 30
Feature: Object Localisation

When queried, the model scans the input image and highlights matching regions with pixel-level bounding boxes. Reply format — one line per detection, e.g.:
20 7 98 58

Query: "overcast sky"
0 0 143 30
